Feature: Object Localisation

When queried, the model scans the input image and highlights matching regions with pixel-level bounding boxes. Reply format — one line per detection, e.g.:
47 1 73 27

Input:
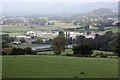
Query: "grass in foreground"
2 55 118 78
0 56 2 79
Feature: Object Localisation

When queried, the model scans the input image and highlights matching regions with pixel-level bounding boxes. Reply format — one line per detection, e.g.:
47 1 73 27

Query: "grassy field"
12 44 49 48
93 50 114 55
37 49 114 55
0 56 2 79
2 55 118 78
53 21 77 28
37 49 73 55
2 22 77 33
2 25 59 32
1 22 76 37
104 27 118 33
1 24 118 38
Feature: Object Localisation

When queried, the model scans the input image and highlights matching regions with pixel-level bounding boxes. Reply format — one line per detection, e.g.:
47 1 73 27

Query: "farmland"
12 44 49 48
37 49 115 55
0 56 2 79
1 6 119 79
1 21 77 37
2 55 118 78
2 21 77 33
1 24 118 38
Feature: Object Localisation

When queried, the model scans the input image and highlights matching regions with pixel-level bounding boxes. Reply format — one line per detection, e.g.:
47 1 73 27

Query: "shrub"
2 48 13 55
11 47 36 55
73 43 93 57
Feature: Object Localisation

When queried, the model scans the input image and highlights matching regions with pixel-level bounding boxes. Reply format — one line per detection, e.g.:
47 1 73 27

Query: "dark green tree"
59 31 64 36
79 43 93 57
109 33 120 56
72 44 80 55
51 35 66 55
75 35 86 45
85 24 90 31
2 40 9 48
72 43 93 57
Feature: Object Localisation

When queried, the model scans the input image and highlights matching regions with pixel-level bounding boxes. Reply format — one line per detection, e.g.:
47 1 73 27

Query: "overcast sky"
0 0 119 15
0 0 119 2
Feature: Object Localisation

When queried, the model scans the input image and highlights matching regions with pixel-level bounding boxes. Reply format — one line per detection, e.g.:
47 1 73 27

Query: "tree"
51 35 66 55
2 40 9 48
59 31 64 36
11 47 36 55
109 33 120 56
72 44 80 55
79 43 93 57
85 38 94 48
66 37 73 45
93 34 102 50
72 43 93 57
75 35 86 45
84 24 90 31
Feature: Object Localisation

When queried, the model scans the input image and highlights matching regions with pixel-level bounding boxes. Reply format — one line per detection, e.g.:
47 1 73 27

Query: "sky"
0 0 119 2
0 0 119 15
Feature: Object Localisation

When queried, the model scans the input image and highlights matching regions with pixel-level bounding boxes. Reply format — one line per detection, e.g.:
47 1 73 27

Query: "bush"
2 48 13 55
73 43 93 57
64 53 73 56
10 47 37 55
2 51 6 55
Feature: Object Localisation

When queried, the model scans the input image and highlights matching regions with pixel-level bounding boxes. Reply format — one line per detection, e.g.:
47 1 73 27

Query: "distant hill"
83 8 117 18
91 8 113 15
70 8 117 20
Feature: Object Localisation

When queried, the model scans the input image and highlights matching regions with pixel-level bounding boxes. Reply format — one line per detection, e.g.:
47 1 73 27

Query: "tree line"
51 31 120 57
2 31 120 57
2 47 37 55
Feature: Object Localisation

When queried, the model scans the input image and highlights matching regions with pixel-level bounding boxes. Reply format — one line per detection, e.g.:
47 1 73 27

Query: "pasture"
1 24 118 38
2 55 118 78
2 21 77 33
104 27 118 33
12 44 49 48
37 49 114 55
0 56 2 79
37 49 73 55
1 22 77 37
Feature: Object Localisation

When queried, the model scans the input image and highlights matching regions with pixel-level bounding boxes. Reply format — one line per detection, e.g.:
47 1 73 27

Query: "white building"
27 31 36 36
16 36 31 39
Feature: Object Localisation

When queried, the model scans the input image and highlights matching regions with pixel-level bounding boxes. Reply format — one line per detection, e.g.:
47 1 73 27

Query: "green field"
37 49 73 55
0 56 2 79
104 27 118 33
2 25 59 32
1 25 60 37
2 22 77 33
12 44 49 48
37 49 114 55
93 50 114 55
2 55 118 78
1 23 77 37
1 24 118 38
